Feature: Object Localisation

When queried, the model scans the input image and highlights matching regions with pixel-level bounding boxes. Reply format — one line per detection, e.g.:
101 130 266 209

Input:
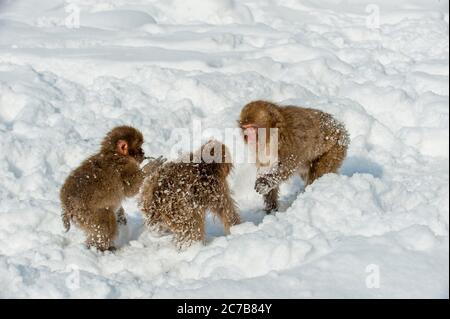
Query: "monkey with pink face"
239 100 349 213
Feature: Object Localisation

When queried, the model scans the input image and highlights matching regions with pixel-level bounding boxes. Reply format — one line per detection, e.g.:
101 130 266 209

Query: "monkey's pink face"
241 124 258 144
239 104 274 144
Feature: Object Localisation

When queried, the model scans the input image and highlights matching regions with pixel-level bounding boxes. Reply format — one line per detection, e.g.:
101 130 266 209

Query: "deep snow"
0 0 448 298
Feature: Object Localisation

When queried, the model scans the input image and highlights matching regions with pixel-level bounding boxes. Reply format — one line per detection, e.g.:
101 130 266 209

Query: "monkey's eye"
133 147 144 157
129 147 142 157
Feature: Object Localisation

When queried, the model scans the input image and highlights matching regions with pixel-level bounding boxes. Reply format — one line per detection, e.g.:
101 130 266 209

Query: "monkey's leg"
181 210 205 244
307 144 347 185
84 208 118 251
116 206 127 225
297 163 311 187
61 207 71 232
213 195 241 234
263 187 279 214
192 212 206 244
167 209 205 248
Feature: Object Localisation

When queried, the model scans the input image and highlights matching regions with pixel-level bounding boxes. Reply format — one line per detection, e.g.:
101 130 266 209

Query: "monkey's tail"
62 210 71 232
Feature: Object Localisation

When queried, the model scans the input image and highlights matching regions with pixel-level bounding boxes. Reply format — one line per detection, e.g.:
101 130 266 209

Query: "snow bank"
0 0 448 298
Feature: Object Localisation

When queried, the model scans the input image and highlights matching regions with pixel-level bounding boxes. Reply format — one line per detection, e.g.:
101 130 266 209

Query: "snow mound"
154 0 254 25
82 10 156 30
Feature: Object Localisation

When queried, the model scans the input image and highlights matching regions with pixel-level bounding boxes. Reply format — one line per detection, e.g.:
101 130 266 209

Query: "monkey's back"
140 161 223 227
60 153 124 213
280 106 349 161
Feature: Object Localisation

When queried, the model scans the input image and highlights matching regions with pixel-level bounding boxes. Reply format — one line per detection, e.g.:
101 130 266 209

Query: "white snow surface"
0 0 448 298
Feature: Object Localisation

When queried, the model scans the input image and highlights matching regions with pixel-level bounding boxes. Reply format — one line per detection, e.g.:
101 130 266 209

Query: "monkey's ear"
117 140 129 156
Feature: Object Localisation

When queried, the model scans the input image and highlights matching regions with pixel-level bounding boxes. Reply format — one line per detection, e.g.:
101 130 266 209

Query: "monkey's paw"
255 176 277 195
143 155 167 175
117 214 127 225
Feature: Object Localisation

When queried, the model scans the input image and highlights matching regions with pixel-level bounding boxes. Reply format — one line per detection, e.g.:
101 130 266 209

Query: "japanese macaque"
60 125 165 251
239 100 349 213
139 140 241 247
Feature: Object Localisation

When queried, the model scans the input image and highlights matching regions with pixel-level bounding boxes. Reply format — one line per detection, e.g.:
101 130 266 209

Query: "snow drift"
0 0 448 298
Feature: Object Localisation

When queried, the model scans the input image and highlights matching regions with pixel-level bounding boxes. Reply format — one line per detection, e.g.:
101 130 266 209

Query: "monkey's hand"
142 156 166 176
117 207 127 226
255 175 278 195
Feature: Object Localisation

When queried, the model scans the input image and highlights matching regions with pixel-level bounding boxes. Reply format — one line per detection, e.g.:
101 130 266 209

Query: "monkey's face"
239 101 275 144
116 139 145 163
240 123 258 144
128 142 145 164
103 126 145 163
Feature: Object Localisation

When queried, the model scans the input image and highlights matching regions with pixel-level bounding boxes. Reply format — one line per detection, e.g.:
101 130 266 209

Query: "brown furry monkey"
139 140 241 247
239 100 349 213
60 125 165 251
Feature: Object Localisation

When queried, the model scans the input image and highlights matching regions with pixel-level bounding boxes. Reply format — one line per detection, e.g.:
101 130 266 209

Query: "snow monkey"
139 140 241 247
60 125 165 251
239 100 349 213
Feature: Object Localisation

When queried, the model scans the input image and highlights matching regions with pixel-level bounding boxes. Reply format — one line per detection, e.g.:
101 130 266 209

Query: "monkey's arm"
122 157 166 197
122 164 145 197
142 156 166 176
255 158 299 195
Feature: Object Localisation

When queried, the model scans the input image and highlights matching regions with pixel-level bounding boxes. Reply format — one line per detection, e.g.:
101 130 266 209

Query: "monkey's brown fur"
139 141 241 247
60 125 150 251
239 100 349 213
